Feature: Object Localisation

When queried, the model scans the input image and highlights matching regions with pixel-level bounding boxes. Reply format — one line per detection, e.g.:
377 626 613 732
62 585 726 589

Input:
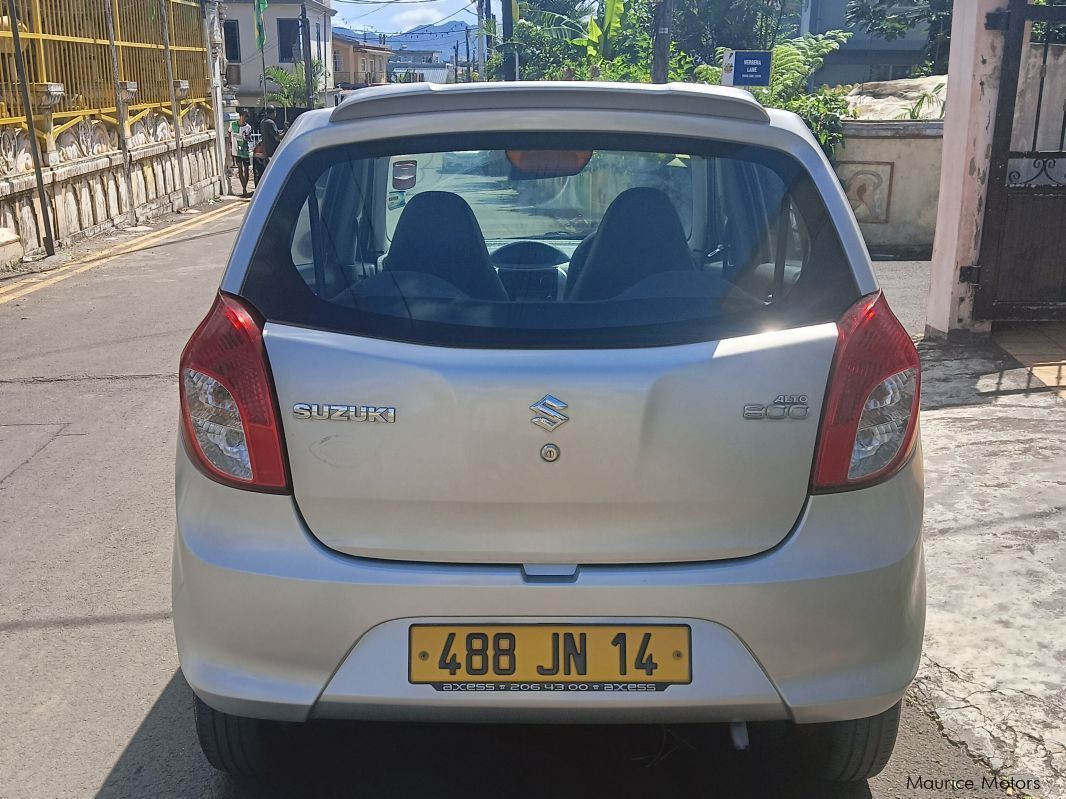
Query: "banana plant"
522 0 624 61
570 0 623 60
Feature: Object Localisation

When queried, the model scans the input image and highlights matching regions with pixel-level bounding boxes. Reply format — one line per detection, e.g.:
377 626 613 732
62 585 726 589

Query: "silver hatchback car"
174 82 924 781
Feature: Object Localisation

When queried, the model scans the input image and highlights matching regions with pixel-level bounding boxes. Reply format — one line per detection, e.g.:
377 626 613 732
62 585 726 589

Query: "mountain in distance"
339 19 485 62
387 20 473 54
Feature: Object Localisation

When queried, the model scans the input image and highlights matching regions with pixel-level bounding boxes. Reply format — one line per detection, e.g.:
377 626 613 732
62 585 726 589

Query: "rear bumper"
172 443 925 725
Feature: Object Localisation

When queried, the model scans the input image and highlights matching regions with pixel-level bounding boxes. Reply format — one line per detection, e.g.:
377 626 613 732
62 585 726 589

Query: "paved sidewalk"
876 261 1066 799
995 323 1066 400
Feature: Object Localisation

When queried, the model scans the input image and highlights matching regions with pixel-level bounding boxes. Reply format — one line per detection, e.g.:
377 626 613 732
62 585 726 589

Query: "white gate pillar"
927 0 1008 337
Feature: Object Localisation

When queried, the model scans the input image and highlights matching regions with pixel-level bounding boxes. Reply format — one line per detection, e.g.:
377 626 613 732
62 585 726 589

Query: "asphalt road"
0 204 1005 798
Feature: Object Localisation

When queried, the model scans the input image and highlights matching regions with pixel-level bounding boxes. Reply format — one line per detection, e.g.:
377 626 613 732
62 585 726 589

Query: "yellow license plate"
409 624 691 691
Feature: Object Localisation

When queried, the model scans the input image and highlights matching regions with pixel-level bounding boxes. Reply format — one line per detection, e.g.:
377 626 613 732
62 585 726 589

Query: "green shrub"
694 31 853 159
781 88 853 157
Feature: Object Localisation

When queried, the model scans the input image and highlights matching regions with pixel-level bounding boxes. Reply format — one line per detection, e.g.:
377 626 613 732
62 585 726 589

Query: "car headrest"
386 191 507 301
569 187 694 301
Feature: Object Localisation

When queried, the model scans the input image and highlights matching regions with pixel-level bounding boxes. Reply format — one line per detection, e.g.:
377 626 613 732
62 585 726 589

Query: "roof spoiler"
329 81 770 125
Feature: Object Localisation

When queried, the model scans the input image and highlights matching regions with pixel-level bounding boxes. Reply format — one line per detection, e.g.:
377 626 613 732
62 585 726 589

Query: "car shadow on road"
96 671 873 799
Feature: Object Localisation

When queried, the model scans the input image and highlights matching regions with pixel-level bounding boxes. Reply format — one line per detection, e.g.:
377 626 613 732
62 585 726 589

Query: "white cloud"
342 0 482 33
391 6 452 30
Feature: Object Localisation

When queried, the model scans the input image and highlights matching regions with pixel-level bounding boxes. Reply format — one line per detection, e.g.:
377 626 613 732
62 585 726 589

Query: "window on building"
223 19 240 63
868 64 914 81
333 50 343 73
278 19 302 63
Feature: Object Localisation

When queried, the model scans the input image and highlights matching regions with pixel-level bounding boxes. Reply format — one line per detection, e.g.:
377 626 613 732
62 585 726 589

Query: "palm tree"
264 60 326 109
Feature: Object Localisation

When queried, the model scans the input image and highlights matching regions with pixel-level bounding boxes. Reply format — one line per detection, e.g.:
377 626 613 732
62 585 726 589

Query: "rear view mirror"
506 150 593 179
392 159 418 190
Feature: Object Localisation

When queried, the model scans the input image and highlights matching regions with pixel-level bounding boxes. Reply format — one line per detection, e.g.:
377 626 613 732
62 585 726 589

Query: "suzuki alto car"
174 82 924 781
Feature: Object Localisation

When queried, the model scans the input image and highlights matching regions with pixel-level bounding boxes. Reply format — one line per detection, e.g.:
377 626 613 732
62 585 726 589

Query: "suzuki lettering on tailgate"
292 403 396 423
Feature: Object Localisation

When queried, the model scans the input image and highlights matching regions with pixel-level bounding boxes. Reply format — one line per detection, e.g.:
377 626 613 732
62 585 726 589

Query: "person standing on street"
259 104 284 172
235 110 254 197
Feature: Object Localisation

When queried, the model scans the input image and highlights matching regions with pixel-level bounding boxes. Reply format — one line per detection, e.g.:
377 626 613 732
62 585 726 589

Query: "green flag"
255 0 269 51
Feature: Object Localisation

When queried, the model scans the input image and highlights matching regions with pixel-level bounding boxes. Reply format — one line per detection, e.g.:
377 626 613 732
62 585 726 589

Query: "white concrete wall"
0 133 221 266
837 121 943 255
927 0 1006 336
226 0 335 107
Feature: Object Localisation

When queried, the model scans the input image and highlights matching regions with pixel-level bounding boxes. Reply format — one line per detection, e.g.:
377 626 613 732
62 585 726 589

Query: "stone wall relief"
128 112 173 149
0 125 34 178
55 117 118 164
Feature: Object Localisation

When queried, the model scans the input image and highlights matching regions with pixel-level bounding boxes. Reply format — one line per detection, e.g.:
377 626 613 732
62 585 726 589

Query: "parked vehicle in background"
174 82 924 782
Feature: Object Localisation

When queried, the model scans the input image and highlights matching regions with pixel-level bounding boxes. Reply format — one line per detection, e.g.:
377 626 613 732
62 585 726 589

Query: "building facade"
332 27 392 88
387 48 455 83
221 0 336 108
800 0 928 85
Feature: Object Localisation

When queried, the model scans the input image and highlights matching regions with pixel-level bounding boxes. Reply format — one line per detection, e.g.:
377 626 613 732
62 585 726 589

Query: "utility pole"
465 26 472 82
502 0 517 80
454 41 460 83
651 0 674 84
300 3 314 108
6 0 54 256
475 0 485 78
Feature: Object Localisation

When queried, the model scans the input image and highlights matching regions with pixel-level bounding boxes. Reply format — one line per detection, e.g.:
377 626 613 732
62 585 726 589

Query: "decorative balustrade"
0 0 213 179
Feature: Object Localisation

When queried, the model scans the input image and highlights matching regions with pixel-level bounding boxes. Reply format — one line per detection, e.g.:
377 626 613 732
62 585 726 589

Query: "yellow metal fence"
0 0 210 144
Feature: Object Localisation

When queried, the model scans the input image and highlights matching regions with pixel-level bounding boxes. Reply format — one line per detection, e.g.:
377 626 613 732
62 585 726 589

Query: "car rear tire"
796 700 902 783
193 694 282 776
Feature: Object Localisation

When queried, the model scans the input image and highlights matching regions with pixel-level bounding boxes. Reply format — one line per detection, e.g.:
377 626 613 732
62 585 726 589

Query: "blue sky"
332 0 501 34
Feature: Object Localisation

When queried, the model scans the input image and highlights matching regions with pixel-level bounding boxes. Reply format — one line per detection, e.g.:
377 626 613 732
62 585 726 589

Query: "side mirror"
392 159 417 190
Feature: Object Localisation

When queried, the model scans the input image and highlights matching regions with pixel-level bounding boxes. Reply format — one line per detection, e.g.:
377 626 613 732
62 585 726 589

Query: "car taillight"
812 291 920 491
179 293 290 492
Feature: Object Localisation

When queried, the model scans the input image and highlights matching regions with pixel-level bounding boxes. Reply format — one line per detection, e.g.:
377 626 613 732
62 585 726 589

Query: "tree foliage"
265 60 326 109
493 1 852 158
492 0 693 82
673 0 802 65
695 31 854 158
846 0 952 75
523 0 596 17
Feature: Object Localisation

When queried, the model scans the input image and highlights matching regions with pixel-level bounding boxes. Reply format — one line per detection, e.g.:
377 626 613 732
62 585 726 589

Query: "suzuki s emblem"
530 395 569 432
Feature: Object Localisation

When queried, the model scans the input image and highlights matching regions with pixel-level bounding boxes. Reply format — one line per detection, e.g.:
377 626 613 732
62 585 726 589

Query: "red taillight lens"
179 293 290 492
812 291 920 491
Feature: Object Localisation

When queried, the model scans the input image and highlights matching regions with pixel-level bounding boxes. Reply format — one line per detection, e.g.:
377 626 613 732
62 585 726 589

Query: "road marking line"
0 211 225 300
0 204 241 305
0 203 238 298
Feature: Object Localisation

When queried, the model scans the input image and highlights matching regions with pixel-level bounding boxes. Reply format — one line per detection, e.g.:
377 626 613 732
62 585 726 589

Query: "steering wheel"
490 241 569 268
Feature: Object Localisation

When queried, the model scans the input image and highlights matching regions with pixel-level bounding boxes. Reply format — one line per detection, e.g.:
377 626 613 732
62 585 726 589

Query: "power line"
348 0 476 22
348 25 475 36
334 0 454 5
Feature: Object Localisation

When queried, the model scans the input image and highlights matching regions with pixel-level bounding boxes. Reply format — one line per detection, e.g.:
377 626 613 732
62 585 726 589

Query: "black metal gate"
977 0 1066 320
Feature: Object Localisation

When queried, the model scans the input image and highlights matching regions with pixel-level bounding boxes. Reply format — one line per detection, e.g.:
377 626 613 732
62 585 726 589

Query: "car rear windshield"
240 132 859 349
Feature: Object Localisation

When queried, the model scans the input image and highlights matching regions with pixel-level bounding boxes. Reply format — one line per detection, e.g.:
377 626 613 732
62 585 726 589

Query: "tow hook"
729 721 750 751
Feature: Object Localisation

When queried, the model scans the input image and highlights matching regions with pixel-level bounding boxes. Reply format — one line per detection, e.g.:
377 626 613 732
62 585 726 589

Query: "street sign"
721 50 772 87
